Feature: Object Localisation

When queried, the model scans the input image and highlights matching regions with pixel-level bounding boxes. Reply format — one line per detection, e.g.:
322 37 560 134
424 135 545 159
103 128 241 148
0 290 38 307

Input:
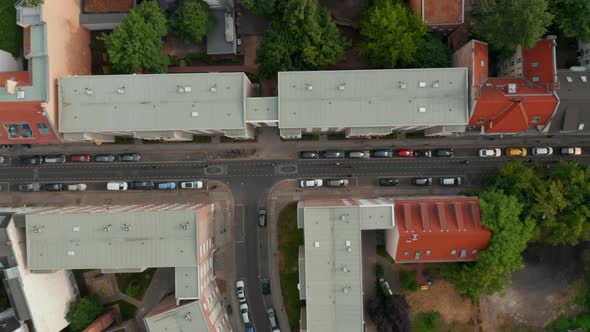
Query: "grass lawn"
116 268 156 300
106 300 137 321
0 0 22 57
278 202 304 331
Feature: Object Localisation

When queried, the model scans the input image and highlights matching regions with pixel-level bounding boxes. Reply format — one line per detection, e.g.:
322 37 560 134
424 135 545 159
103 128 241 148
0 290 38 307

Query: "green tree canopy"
65 297 104 332
359 0 426 68
241 0 277 16
100 0 168 73
256 0 349 79
169 0 213 43
411 33 451 68
550 0 590 40
474 0 553 54
445 190 536 300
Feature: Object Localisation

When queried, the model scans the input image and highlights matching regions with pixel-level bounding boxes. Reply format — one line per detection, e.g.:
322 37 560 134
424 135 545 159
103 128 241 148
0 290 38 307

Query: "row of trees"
101 0 212 74
445 161 590 300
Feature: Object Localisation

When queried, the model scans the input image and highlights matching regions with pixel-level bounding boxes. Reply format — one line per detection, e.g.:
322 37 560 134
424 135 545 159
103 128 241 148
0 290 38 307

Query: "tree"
169 0 213 43
413 311 442 332
445 190 536 300
65 297 104 332
256 0 349 79
550 0 590 40
241 0 277 16
24 0 43 6
359 0 426 68
100 0 168 73
474 0 553 54
367 295 411 331
411 33 452 68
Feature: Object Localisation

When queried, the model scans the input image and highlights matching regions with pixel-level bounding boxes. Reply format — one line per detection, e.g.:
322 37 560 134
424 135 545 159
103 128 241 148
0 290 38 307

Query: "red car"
70 154 91 162
397 149 414 157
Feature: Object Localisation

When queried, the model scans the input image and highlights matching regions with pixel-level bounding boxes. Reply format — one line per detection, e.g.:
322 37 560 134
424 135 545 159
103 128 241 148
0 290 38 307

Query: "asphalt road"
2 145 590 332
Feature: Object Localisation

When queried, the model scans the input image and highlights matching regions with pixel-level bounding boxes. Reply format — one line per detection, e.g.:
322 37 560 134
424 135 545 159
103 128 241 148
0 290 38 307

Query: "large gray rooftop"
144 301 208 332
58 73 249 133
278 68 469 129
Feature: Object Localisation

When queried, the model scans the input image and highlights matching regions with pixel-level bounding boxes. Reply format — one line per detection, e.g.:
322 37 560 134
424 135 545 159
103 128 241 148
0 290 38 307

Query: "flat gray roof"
246 97 278 122
278 68 469 128
144 301 208 332
58 73 248 133
299 199 394 332
26 210 199 270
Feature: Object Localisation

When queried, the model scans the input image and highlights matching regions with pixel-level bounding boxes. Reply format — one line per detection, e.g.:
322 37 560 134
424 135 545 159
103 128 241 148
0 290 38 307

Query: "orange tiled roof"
421 0 464 25
522 37 557 89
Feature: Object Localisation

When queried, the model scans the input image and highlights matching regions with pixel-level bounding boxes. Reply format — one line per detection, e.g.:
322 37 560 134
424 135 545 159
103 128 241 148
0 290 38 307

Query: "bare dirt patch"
406 280 475 324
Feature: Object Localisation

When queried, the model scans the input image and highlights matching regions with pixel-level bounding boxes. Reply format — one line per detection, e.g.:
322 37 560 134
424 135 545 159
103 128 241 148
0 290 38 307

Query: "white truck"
67 184 87 191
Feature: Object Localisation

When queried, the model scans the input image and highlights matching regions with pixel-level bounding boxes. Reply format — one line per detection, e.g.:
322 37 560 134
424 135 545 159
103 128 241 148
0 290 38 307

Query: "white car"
561 147 582 155
107 182 128 191
531 147 553 156
236 280 246 303
180 181 205 189
240 303 250 324
479 148 501 157
299 179 323 188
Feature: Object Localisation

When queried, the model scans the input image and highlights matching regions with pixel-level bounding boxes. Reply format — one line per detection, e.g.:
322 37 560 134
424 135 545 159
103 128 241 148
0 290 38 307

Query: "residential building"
408 0 464 33
58 73 255 142
578 40 590 68
453 36 560 134
0 212 78 332
0 0 90 145
385 196 491 263
549 68 590 134
20 203 230 332
277 68 470 139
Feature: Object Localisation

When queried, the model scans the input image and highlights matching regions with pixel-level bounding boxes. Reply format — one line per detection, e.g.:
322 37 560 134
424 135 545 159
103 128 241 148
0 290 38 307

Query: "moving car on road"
156 182 176 190
413 177 433 186
379 178 399 186
300 151 320 159
261 277 271 295
479 148 501 157
44 183 64 191
531 147 553 156
258 209 267 227
20 156 43 165
434 149 454 157
107 182 128 191
327 179 349 187
95 154 116 162
397 149 414 157
371 149 393 158
43 155 67 163
267 307 280 331
18 183 40 192
506 147 528 157
299 179 323 188
236 280 246 303
440 177 462 186
561 147 582 155
180 181 205 189
70 154 91 162
116 153 141 162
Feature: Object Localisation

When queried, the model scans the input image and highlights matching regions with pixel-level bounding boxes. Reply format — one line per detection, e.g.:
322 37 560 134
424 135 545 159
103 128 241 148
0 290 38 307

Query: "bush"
376 264 385 279
169 0 212 43
549 313 590 331
125 281 141 298
66 297 105 332
413 311 442 332
399 270 419 292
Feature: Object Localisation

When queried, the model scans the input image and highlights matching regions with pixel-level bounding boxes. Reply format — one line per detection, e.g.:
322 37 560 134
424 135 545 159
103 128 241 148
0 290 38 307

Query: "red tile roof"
410 0 464 27
390 196 490 263
521 36 557 89
0 102 61 144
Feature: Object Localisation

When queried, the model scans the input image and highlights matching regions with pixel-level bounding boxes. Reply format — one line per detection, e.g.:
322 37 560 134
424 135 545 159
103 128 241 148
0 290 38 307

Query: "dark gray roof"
207 9 237 55
551 69 590 133
3 273 30 322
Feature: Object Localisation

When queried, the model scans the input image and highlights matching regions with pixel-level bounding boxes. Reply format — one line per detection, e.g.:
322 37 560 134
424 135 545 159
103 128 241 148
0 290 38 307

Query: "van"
107 182 128 190
440 177 462 186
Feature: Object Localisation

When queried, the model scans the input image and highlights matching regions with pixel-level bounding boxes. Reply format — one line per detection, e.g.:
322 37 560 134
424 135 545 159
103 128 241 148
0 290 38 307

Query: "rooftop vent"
419 81 426 88
306 84 313 91
32 226 43 233
345 240 351 247
191 112 199 117
418 107 426 113
103 224 112 232
117 87 125 94
581 76 588 83
181 222 190 230
184 313 191 321
210 85 216 93
432 81 439 88
85 88 93 95
399 81 407 89
67 250 75 256
508 83 517 94
72 226 80 232
566 76 573 82
123 224 130 232
338 83 346 90
177 86 192 93
314 241 320 248
16 90 25 99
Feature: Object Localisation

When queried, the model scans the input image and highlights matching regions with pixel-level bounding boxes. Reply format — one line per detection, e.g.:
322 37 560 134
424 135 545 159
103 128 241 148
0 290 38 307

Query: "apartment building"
549 68 590 134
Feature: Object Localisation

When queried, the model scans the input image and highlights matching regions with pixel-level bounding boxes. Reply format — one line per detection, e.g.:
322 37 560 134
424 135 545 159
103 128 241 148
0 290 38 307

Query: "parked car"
107 182 128 191
95 154 116 162
479 148 501 157
267 307 280 331
397 149 414 157
236 280 246 303
440 177 462 186
379 178 399 186
258 209 267 227
299 179 323 188
371 149 394 158
43 155 67 163
261 277 271 295
70 154 91 162
116 153 141 162
156 182 176 190
18 183 40 192
560 147 582 155
44 183 64 191
320 150 345 159
347 151 370 159
531 147 553 156
413 177 433 186
240 303 250 324
327 179 349 187
300 151 320 159
434 149 454 157
20 156 43 165
414 150 432 157
379 278 393 296
67 184 87 191
180 181 205 189
506 147 528 157
130 181 155 190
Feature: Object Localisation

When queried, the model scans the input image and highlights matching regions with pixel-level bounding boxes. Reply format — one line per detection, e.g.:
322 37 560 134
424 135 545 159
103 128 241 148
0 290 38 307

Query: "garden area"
0 0 22 57
116 268 156 300
277 202 304 331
